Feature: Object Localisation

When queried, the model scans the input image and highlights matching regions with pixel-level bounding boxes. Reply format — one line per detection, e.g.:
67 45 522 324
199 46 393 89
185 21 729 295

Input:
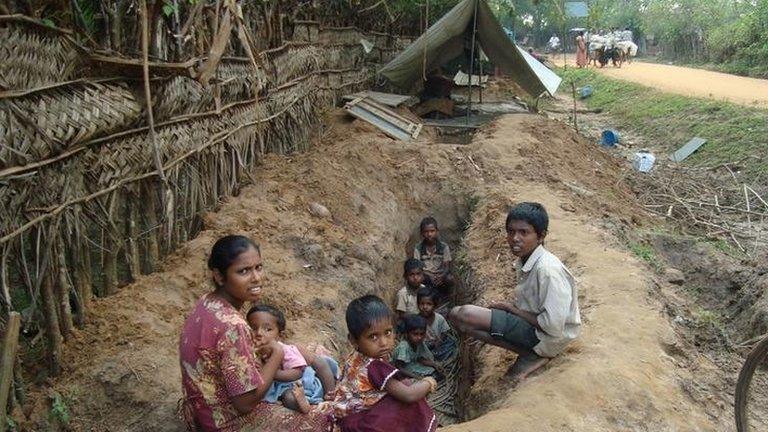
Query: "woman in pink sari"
179 235 332 431
575 31 588 68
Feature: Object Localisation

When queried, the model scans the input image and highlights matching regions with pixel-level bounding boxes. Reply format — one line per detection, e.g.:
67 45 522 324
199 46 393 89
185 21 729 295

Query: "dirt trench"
23 109 736 431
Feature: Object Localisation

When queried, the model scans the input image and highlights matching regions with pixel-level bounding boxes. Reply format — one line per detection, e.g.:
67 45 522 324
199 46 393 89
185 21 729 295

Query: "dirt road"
557 54 768 109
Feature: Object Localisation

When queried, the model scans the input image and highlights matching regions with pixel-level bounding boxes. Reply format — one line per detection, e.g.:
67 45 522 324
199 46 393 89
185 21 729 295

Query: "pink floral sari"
179 294 332 431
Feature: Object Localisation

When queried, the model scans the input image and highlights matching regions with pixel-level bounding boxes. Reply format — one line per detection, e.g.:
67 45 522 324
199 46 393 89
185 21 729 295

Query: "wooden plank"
358 101 412 130
342 91 418 107
344 97 422 141
346 105 412 141
87 53 198 77
0 312 21 431
423 122 478 129
355 98 414 128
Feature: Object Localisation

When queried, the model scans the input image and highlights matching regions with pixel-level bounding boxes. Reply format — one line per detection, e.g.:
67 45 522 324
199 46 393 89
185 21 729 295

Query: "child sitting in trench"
417 286 457 362
247 304 338 413
333 295 437 431
413 217 454 300
391 314 442 379
395 258 427 327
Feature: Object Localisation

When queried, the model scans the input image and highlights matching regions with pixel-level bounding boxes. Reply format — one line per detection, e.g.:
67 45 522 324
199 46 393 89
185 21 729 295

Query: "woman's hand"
265 341 283 360
255 340 283 361
231 342 285 414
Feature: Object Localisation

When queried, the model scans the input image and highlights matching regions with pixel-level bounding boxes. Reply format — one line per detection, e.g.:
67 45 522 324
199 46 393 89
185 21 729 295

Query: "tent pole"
562 0 567 68
467 0 479 123
479 52 483 104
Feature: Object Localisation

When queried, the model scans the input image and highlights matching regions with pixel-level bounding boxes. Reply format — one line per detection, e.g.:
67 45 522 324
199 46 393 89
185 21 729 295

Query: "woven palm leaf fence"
0 13 412 395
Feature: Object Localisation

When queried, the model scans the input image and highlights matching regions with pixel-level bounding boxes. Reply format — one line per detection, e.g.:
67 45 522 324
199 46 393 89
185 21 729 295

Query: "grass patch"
627 241 661 271
556 68 768 179
49 391 71 426
692 307 726 333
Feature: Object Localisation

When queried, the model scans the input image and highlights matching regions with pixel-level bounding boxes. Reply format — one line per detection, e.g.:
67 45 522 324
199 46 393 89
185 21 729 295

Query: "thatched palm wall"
0 15 412 375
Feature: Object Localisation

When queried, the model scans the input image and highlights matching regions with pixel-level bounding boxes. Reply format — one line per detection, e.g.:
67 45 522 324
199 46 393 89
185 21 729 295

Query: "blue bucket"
579 85 593 99
601 129 620 147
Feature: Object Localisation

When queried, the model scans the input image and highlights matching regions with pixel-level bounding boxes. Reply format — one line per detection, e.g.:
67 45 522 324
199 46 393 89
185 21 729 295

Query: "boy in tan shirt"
413 217 454 299
448 202 581 381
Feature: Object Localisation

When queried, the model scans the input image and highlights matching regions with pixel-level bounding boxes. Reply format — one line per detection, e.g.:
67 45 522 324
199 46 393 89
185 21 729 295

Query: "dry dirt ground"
555 54 768 109
19 106 737 430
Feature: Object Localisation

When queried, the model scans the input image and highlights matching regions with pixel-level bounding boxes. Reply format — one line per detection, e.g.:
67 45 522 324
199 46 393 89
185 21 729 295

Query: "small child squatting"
417 286 456 362
396 258 427 321
392 314 443 379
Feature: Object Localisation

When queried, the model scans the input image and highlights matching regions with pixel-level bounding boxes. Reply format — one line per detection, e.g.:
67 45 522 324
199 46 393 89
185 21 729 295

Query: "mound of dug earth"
26 111 730 431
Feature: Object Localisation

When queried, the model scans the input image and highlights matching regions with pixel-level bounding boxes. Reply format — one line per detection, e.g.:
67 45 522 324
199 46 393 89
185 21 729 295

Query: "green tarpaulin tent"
379 0 561 97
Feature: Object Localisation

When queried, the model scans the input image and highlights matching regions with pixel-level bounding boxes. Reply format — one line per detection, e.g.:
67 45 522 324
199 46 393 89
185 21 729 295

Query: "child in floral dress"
333 295 438 432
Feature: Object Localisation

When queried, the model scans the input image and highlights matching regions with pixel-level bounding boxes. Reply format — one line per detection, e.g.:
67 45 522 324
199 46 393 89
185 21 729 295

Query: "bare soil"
16 100 738 431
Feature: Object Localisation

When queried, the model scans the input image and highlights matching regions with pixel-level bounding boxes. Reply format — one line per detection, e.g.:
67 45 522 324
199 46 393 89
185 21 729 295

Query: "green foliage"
706 0 768 77
560 68 768 178
487 0 516 27
588 0 645 36
50 392 70 426
504 0 573 46
628 241 661 270
5 417 17 431
74 0 98 36
162 1 178 17
708 238 740 258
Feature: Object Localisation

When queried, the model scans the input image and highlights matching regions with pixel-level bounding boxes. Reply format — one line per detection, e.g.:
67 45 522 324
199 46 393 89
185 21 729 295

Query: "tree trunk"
71 208 92 327
144 182 161 271
102 231 119 296
41 271 62 376
126 187 142 280
107 0 123 52
55 242 74 340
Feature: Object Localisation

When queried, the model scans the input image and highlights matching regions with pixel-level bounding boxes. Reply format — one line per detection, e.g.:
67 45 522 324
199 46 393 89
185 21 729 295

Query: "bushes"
706 1 768 77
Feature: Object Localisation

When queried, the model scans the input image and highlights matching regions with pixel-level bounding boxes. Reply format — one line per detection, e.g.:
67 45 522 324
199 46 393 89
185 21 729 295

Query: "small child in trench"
333 295 437 431
417 286 457 362
395 258 427 330
413 217 454 301
247 304 338 413
391 314 442 379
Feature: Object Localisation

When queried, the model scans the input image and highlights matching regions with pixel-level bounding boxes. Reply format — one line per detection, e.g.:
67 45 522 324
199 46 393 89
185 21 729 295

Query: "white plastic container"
633 151 656 173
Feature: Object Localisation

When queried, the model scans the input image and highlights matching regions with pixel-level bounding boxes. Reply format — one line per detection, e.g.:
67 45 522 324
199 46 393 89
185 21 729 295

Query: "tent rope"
422 0 429 81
